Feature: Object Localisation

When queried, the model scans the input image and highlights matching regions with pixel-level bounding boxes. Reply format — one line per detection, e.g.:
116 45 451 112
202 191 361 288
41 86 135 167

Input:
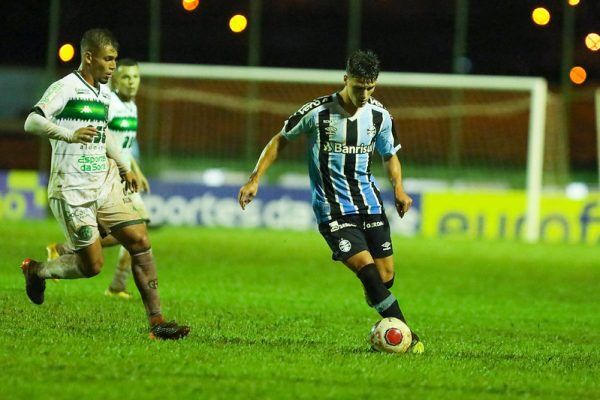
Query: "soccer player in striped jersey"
48 59 150 300
238 50 423 353
22 29 189 340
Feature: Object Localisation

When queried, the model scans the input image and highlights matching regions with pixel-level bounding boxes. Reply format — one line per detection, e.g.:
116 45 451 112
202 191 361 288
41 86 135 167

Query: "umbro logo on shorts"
381 242 391 251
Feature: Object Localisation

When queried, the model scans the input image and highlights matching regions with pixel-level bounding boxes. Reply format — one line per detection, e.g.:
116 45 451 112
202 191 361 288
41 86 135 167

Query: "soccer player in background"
22 28 189 340
238 50 424 353
47 59 150 300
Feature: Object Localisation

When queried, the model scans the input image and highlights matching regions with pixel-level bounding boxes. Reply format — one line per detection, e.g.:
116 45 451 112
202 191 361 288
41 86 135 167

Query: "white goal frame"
139 63 548 242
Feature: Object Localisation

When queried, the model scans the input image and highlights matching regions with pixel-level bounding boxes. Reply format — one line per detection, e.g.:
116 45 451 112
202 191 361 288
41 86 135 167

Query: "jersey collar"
334 92 365 120
73 70 101 98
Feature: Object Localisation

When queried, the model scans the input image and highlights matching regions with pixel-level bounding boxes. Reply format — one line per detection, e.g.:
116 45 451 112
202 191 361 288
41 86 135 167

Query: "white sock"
109 246 132 292
37 254 86 279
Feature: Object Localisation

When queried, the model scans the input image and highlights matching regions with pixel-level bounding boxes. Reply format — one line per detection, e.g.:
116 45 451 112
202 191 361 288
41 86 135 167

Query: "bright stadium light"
532 7 551 26
568 0 580 6
585 33 600 51
229 14 248 33
58 43 75 62
569 66 587 85
182 0 199 12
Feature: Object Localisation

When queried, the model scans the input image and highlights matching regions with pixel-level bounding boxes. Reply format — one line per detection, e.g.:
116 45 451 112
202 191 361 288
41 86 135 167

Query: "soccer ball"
369 317 412 353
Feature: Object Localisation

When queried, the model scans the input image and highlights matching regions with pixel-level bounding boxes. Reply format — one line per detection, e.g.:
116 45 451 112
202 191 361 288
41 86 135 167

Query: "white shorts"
49 174 145 250
130 191 149 222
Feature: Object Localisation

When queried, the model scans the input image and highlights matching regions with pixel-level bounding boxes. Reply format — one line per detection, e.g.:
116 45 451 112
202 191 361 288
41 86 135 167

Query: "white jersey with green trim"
34 71 112 205
107 92 138 171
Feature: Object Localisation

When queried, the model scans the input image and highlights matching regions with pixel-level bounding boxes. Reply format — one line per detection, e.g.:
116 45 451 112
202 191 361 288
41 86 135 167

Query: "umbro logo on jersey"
81 105 92 113
75 89 88 95
367 125 377 136
322 119 337 136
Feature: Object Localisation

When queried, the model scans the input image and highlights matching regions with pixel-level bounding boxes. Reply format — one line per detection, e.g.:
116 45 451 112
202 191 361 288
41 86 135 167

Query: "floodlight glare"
229 14 248 33
569 66 587 85
532 7 551 26
585 33 600 52
58 43 75 62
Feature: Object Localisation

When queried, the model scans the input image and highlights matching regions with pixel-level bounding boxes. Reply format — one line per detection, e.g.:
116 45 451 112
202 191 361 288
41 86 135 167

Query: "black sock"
357 264 406 322
384 274 395 289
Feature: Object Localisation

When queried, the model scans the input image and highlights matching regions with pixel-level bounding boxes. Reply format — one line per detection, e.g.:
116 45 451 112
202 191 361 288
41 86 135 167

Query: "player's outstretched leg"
112 224 190 340
357 263 424 354
130 248 190 339
20 251 97 304
20 259 46 305
105 246 133 300
46 242 75 282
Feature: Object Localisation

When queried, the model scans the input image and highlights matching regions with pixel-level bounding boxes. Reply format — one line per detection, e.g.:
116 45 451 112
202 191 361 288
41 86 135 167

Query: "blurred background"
0 0 599 243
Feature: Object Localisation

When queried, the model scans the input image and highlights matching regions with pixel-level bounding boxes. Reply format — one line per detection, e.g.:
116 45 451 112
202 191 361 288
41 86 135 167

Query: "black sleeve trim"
30 106 46 117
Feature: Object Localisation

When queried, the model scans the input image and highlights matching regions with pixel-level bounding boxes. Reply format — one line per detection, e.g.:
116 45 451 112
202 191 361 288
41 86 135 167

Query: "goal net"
136 63 551 241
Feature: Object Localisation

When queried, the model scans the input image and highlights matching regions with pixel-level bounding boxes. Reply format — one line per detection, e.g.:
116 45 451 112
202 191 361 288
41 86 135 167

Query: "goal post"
138 63 548 242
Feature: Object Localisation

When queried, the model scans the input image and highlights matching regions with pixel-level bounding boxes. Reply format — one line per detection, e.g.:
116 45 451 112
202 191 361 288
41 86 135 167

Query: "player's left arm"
376 114 412 218
105 130 138 192
130 156 150 193
384 155 412 218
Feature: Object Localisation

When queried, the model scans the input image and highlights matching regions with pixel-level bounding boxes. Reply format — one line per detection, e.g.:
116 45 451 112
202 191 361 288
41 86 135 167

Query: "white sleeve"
105 130 131 175
23 112 74 142
34 81 66 119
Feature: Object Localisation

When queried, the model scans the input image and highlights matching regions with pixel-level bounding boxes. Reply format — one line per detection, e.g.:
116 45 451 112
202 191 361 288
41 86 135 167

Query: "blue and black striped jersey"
281 93 399 223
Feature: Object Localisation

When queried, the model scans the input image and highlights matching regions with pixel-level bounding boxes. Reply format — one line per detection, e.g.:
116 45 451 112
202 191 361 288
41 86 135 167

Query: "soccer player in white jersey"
47 59 149 300
22 29 189 340
238 50 423 353
103 58 150 298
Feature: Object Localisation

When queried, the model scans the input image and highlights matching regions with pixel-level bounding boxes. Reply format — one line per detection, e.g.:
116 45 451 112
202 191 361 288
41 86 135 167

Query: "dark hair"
80 28 119 55
117 58 138 68
346 49 380 81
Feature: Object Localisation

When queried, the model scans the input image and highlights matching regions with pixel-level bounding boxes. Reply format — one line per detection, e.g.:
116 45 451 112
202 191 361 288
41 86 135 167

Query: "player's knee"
127 233 150 254
379 268 394 283
81 257 104 277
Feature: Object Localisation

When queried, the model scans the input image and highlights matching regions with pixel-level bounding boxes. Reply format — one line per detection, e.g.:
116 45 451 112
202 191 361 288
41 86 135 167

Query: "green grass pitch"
0 219 598 400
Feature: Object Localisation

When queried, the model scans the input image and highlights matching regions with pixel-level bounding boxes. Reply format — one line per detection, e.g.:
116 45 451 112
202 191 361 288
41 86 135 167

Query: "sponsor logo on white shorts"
339 238 352 252
381 241 392 251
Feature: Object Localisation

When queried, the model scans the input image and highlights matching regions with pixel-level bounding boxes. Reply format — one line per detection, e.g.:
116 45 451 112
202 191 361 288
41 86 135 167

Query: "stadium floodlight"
532 7 551 26
229 14 248 33
585 33 600 52
569 66 587 85
182 0 199 12
58 43 75 62
138 63 548 242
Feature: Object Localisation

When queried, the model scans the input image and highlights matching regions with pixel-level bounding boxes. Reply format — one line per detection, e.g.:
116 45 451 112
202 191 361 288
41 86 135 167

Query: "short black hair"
80 28 119 55
117 58 138 68
346 49 380 82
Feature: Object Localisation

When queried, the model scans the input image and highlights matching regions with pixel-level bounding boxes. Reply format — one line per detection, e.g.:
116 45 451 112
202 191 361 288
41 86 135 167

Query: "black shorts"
318 214 393 262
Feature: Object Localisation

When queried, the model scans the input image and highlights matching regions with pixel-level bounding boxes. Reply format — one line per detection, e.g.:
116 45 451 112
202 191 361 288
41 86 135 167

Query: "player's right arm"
130 156 150 193
24 81 96 144
238 100 316 210
238 132 288 210
24 112 97 144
